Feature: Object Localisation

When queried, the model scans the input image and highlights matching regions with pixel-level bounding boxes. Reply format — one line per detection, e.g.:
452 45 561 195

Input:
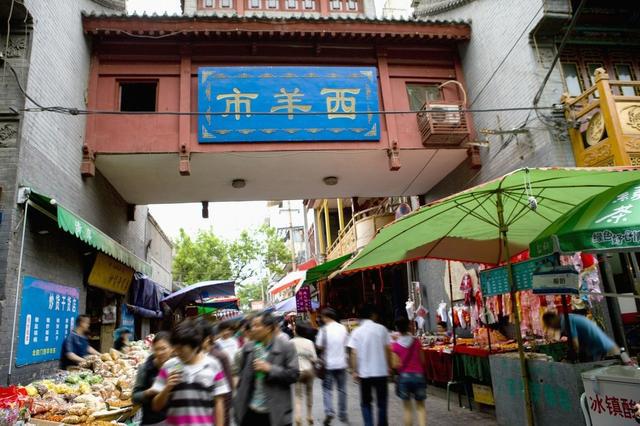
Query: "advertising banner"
17 276 80 366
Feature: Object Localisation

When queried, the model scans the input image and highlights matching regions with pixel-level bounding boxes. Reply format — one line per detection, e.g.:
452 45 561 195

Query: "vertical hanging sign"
17 276 80 366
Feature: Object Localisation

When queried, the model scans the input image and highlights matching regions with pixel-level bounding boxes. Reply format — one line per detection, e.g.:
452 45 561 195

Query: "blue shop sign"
198 66 380 143
17 276 80 366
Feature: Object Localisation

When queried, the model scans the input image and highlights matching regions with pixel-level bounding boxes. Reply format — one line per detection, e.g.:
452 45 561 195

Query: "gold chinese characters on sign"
88 253 134 295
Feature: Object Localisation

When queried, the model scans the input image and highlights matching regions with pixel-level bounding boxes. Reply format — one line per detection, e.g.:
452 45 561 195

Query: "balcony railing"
326 203 396 261
417 101 470 147
564 68 640 167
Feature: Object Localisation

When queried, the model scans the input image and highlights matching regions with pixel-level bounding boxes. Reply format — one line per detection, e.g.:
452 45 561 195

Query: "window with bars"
347 0 357 10
303 0 315 8
330 0 341 10
287 0 297 8
204 0 214 6
250 0 260 8
561 63 583 97
614 63 637 96
406 84 441 111
268 0 278 8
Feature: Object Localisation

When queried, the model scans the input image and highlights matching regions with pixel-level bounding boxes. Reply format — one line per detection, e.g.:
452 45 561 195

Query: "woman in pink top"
390 317 427 426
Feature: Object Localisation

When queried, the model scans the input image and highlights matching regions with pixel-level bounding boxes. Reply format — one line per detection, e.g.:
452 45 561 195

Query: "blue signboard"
198 66 380 142
479 254 559 297
121 304 135 339
17 276 80 366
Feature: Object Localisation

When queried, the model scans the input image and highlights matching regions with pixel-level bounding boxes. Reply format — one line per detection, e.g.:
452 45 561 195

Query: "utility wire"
0 57 556 118
469 4 544 107
532 0 586 128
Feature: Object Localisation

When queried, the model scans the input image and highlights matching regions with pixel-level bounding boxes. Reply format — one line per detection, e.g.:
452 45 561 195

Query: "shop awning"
303 254 352 285
269 270 306 296
161 280 236 309
27 190 152 275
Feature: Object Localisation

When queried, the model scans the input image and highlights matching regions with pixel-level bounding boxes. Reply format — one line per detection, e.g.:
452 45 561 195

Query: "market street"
306 378 498 426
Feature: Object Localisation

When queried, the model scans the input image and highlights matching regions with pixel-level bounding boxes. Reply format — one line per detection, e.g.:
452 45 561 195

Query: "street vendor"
60 314 100 370
542 311 632 364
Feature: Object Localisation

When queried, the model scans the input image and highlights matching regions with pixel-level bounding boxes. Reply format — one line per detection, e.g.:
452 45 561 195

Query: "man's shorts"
396 373 427 401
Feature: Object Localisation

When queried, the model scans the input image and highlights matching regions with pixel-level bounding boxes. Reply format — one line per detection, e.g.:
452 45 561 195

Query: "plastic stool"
446 380 473 411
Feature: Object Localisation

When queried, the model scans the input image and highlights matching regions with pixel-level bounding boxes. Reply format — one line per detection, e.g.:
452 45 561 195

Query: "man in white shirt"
216 321 240 362
316 308 350 425
347 305 391 426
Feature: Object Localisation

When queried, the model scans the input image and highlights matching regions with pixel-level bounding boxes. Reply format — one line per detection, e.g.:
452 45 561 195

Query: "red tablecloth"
452 345 491 357
422 349 452 383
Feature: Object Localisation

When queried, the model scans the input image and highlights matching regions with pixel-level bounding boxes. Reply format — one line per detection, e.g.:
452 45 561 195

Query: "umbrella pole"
497 192 534 426
448 261 457 347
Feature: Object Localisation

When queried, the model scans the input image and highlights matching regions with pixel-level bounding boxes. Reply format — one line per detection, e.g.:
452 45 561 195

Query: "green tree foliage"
172 225 291 307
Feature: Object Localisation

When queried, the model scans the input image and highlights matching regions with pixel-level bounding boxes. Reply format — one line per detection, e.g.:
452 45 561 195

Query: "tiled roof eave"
81 12 471 40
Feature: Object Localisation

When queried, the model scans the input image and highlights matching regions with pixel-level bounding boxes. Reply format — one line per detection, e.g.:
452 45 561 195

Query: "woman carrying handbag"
390 317 428 426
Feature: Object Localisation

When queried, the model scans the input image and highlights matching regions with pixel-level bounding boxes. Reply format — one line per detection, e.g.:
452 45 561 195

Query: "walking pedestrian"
347 305 391 426
291 321 318 426
217 321 240 363
151 318 230 425
390 317 427 426
316 308 349 425
234 312 300 426
132 331 173 425
199 319 234 426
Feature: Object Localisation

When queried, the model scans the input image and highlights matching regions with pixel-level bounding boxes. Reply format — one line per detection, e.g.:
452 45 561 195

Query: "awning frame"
25 189 152 275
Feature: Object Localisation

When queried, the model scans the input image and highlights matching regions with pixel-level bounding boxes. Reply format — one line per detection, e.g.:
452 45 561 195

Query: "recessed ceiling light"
323 176 338 186
37 230 49 235
232 179 246 189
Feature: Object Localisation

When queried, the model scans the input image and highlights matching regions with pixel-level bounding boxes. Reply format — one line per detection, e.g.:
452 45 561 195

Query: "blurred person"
152 318 230 425
391 318 427 426
60 314 100 370
217 321 240 363
292 321 318 426
234 312 299 426
113 328 132 352
316 308 349 425
132 331 173 425
543 311 632 364
348 305 391 426
199 319 234 426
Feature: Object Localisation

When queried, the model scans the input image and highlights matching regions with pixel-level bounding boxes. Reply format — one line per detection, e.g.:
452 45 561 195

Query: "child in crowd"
152 318 230 426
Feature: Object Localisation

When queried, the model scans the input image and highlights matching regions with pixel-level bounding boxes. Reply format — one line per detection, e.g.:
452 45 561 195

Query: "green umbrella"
530 179 640 257
341 167 640 426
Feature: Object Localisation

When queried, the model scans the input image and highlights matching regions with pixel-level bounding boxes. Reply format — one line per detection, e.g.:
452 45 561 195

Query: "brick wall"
0 0 154 383
412 0 576 332
415 0 574 201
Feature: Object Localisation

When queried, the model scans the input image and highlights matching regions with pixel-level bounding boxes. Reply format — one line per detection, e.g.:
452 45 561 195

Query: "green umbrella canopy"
343 167 640 273
530 179 640 257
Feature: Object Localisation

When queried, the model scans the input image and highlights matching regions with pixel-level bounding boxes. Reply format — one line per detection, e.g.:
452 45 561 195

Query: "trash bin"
581 365 640 426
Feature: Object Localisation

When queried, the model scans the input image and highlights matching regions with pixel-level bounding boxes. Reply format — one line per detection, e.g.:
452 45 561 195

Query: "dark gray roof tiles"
81 9 470 25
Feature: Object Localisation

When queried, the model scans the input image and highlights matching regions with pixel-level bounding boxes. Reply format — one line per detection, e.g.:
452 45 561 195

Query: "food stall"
0 341 150 425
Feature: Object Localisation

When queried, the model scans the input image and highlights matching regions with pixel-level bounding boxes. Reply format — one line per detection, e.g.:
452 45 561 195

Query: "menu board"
480 254 558 297
17 276 80 366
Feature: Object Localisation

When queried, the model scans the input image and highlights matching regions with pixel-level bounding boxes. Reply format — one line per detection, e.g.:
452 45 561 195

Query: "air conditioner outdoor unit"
429 104 462 126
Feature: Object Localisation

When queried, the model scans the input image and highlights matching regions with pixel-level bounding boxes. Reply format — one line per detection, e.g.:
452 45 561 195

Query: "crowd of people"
101 305 430 426
59 305 640 426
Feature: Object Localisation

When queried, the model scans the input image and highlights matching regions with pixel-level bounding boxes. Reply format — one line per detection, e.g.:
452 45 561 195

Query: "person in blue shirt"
60 314 100 369
542 311 630 363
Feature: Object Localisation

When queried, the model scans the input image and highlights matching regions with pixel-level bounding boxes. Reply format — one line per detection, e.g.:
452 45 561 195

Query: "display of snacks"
22 340 149 425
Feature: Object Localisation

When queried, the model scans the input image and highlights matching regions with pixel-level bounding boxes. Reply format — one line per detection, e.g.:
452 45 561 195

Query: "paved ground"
304 378 498 426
